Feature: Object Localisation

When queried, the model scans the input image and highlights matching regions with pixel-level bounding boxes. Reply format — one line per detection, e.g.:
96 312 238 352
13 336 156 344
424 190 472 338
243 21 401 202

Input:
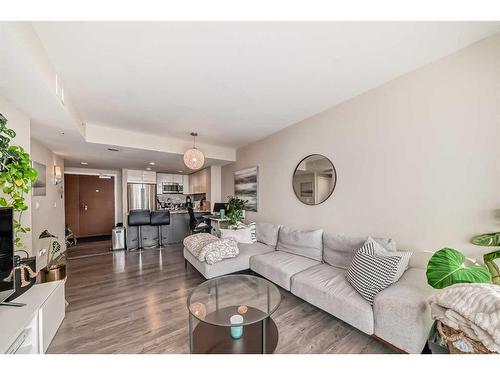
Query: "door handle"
81 202 88 212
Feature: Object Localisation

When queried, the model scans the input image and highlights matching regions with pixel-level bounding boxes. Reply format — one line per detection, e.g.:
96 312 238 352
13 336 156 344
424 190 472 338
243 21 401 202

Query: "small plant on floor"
226 195 248 227
0 113 38 250
40 229 65 270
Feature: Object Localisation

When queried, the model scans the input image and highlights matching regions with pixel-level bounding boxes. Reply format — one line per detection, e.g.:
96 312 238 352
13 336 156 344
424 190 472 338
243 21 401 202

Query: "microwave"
163 183 183 194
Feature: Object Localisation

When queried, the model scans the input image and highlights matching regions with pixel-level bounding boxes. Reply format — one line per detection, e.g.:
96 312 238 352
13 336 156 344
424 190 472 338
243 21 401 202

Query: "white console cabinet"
0 280 65 354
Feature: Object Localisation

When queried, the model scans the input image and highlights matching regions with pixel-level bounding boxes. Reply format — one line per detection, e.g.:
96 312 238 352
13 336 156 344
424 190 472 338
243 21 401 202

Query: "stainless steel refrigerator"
127 183 156 211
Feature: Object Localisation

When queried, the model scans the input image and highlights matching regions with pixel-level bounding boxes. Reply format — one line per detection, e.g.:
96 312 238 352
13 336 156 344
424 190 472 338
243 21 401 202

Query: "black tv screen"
0 207 14 304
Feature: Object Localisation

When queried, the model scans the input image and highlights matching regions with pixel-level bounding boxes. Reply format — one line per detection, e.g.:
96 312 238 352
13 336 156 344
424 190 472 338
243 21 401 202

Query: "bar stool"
128 209 151 250
150 210 171 247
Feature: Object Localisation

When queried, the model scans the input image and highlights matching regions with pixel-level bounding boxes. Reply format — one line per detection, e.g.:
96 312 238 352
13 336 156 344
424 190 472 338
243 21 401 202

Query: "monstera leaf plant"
471 231 500 285
471 232 500 246
426 248 491 289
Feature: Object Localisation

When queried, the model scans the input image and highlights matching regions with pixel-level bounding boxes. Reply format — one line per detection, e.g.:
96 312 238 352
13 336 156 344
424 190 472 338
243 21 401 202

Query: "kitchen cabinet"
188 173 197 193
156 173 169 194
163 212 207 244
126 169 143 183
156 173 187 194
125 169 156 184
188 168 210 194
173 174 183 184
182 175 190 194
142 171 156 184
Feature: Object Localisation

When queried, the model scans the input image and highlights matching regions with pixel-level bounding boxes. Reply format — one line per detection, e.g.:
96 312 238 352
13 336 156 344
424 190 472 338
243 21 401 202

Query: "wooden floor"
48 240 394 354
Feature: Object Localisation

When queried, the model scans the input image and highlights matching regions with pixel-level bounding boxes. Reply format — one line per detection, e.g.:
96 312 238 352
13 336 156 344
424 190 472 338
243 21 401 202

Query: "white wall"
210 165 222 205
0 95 32 253
64 167 123 225
31 139 65 269
222 34 500 262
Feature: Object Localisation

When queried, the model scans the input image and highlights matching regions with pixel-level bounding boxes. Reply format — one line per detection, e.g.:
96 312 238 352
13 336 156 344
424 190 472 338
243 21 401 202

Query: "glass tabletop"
187 274 281 326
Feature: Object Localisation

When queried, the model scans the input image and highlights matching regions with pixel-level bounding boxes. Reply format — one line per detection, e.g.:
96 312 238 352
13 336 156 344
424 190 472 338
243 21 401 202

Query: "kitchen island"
163 210 210 244
126 210 210 249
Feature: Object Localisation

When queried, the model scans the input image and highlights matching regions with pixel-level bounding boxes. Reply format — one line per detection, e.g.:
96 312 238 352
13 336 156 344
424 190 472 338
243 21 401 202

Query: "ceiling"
3 22 500 171
61 141 225 173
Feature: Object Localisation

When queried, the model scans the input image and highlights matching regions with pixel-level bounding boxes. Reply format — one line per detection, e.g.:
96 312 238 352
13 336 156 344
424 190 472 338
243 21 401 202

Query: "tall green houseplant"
226 195 248 226
0 113 38 250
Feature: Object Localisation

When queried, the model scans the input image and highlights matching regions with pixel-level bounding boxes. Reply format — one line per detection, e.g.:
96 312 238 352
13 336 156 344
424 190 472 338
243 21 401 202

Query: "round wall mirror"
292 154 337 205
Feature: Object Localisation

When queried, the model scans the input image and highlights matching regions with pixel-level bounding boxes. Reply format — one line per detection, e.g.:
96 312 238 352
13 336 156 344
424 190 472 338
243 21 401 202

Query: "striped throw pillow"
247 222 257 243
345 237 412 305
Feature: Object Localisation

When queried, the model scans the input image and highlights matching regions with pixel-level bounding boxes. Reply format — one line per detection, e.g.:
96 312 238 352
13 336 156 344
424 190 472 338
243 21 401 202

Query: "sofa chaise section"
184 241 274 279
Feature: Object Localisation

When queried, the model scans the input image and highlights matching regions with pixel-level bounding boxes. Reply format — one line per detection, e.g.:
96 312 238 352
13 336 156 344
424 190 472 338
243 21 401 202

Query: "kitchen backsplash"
157 193 206 204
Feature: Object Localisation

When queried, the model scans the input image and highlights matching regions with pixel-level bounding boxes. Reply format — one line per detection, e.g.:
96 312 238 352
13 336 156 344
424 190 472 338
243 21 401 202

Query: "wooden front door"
64 174 115 238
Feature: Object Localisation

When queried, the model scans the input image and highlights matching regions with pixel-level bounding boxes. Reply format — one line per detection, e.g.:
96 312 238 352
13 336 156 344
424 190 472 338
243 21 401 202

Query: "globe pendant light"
183 132 205 170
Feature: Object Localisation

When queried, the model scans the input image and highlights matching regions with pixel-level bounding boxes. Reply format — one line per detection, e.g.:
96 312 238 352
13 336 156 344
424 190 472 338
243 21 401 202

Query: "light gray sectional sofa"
183 222 434 353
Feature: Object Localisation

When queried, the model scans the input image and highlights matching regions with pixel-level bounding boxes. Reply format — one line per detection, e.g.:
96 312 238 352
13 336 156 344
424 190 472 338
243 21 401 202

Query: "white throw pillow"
220 227 253 244
345 237 412 305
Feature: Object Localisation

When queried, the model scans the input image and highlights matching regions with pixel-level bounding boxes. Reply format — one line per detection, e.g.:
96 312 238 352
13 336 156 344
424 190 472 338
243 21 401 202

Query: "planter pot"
40 264 66 282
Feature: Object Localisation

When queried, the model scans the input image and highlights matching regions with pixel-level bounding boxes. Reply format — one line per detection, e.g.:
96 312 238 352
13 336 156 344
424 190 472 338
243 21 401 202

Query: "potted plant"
226 195 248 228
39 229 66 282
0 113 38 251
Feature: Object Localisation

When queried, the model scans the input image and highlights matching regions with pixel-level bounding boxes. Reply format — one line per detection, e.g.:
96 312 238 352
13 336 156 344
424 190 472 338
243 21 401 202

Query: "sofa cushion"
184 241 274 279
323 234 397 269
291 264 374 335
220 227 253 244
373 267 434 353
256 222 281 248
345 238 412 305
277 226 323 261
250 251 320 290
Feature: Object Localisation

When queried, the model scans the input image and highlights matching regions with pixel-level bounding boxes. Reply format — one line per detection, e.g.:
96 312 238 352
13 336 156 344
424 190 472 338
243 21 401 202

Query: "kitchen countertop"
159 209 210 214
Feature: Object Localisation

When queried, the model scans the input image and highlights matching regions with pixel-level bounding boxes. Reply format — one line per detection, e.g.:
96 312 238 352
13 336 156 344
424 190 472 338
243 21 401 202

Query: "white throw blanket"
428 283 500 353
183 233 239 265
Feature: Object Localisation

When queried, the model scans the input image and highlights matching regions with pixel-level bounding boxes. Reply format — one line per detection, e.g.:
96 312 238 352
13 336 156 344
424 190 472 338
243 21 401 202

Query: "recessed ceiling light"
81 162 88 165
107 148 119 152
178 170 183 173
146 167 152 171
149 162 155 165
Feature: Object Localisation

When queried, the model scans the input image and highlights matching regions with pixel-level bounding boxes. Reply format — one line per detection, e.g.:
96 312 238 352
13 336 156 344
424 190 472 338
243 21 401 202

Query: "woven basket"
436 321 494 354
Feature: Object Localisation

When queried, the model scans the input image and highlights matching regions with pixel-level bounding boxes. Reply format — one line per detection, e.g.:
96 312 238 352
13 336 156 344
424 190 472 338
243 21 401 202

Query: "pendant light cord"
190 132 198 149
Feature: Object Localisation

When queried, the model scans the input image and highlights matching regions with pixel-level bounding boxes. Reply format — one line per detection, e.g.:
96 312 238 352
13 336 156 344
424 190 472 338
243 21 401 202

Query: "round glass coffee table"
187 274 281 354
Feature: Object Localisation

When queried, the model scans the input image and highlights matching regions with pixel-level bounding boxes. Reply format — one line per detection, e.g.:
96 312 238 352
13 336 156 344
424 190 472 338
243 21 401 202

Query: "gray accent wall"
222 34 500 264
